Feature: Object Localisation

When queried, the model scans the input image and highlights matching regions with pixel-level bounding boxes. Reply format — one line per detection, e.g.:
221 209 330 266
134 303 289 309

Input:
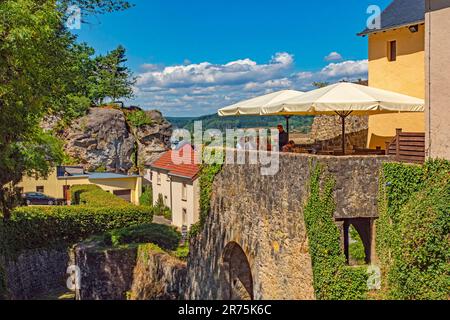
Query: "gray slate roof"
359 0 425 36
88 172 140 180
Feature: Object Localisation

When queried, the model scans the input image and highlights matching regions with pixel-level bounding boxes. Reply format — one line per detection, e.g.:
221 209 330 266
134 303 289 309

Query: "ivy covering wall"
189 161 223 238
377 159 450 300
303 163 368 300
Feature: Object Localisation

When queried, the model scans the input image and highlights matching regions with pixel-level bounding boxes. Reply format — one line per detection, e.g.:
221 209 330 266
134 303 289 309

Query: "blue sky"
74 0 391 116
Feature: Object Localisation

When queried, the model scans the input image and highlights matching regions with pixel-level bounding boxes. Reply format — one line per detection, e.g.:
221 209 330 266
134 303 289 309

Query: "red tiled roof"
150 144 200 180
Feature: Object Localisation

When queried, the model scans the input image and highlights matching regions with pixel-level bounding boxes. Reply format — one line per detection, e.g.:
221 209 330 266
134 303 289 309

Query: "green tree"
312 81 330 88
0 0 70 220
0 0 132 220
91 45 135 105
49 42 96 123
60 0 133 16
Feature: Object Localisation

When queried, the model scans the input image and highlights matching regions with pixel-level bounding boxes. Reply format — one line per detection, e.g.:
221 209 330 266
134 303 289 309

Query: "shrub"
378 159 450 300
172 245 189 261
105 223 181 251
126 110 152 128
139 186 152 207
70 184 128 207
94 165 107 173
154 193 172 220
0 205 153 257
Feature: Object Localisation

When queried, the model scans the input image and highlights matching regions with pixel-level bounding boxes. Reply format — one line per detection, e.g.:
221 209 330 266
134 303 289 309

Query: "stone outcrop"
40 114 62 133
129 244 187 300
63 108 136 172
73 242 186 300
135 110 173 166
62 108 172 172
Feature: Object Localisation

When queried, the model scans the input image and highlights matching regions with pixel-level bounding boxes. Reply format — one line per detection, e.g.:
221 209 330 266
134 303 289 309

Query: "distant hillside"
167 114 314 133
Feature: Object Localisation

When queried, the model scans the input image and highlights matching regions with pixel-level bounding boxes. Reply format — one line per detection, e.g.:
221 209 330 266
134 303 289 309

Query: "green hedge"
70 184 129 207
377 159 450 300
104 223 181 251
0 205 153 257
304 163 368 300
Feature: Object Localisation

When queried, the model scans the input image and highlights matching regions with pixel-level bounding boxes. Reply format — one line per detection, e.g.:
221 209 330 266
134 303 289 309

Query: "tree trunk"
0 187 12 221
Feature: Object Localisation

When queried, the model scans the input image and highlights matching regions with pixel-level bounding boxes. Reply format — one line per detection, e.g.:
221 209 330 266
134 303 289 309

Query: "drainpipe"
170 176 173 212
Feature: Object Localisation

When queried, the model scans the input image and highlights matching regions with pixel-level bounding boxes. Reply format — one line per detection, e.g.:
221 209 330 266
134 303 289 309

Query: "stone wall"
74 242 186 300
0 247 70 300
186 152 391 300
310 115 369 149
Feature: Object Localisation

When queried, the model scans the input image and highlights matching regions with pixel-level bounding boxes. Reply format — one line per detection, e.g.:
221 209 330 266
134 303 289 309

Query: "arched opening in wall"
221 242 254 300
343 218 373 265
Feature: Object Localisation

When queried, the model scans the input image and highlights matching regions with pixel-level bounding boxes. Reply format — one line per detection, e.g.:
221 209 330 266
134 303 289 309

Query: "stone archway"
221 242 254 300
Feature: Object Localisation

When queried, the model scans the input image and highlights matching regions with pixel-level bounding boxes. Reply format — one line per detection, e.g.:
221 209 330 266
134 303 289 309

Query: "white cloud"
320 59 368 78
324 51 343 61
243 78 292 92
131 53 368 116
135 52 294 89
296 71 314 80
139 63 160 72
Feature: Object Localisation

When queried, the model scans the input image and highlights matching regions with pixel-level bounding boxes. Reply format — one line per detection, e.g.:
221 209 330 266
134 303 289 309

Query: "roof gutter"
357 20 425 36
168 172 197 181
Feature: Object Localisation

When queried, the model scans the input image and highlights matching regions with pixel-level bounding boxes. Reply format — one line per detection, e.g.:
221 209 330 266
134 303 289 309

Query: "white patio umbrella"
262 83 425 154
218 90 304 116
218 90 304 138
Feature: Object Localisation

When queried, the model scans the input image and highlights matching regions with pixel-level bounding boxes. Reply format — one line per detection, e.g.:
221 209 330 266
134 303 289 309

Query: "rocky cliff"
59 108 172 172
134 110 173 166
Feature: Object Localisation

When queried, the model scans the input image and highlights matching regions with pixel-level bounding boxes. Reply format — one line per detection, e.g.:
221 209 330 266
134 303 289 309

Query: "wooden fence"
385 129 425 164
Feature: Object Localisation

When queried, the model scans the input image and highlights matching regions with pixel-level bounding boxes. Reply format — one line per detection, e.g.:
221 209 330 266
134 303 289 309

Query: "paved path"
152 215 172 226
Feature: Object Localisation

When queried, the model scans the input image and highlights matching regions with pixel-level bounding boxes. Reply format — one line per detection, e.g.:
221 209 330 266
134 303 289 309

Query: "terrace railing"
385 128 425 164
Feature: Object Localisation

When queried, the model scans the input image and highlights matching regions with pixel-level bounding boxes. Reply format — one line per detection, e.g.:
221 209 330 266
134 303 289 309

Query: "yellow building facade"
366 25 426 149
18 166 142 205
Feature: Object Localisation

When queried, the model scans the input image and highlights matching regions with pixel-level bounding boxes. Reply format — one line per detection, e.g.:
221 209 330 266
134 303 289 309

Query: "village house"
359 0 426 150
17 166 143 205
425 0 450 160
146 144 200 230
